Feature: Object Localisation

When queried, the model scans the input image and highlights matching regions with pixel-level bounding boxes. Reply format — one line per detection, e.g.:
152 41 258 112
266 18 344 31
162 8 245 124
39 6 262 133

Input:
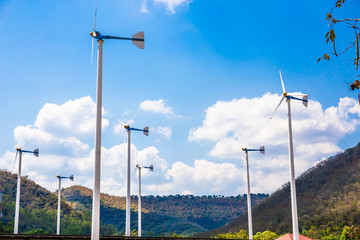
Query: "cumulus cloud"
154 0 192 14
146 159 244 195
188 94 360 192
139 99 173 115
151 126 172 139
34 96 109 136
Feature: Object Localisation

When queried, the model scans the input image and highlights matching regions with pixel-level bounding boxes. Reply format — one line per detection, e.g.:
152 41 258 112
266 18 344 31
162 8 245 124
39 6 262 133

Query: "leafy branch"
318 0 360 70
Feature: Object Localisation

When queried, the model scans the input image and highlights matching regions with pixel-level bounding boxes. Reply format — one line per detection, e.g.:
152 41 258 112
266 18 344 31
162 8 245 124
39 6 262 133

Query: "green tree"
214 230 248 239
253 230 278 240
340 226 360 240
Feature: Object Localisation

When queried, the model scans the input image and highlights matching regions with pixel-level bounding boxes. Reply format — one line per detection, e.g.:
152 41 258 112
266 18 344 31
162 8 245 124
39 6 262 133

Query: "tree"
213 230 248 239
340 226 360 240
318 0 360 70
253 230 278 240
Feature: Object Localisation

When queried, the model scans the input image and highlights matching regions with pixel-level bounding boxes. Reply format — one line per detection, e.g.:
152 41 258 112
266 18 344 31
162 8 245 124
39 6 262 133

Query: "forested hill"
203 142 360 238
63 185 268 236
0 169 268 236
0 170 92 235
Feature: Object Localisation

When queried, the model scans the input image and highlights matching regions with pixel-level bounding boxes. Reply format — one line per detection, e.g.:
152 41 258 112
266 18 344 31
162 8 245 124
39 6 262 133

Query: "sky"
1 0 360 197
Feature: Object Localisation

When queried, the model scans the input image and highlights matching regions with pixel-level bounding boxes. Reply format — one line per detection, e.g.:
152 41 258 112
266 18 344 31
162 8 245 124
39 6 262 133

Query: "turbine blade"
270 96 285 119
117 118 126 126
127 112 139 126
93 3 97 32
91 2 97 66
279 69 286 93
13 151 18 169
91 37 94 66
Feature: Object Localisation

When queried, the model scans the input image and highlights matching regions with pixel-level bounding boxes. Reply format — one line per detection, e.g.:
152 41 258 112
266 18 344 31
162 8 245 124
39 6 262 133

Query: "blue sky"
1 0 360 196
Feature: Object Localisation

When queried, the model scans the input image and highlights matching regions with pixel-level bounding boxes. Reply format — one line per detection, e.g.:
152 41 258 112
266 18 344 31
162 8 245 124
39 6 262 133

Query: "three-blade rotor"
117 113 149 136
270 70 309 119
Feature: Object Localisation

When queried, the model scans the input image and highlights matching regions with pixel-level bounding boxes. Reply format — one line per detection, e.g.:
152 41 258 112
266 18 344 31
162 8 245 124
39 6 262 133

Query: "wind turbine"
241 146 264 240
270 70 308 240
56 174 74 235
135 164 153 237
89 6 145 240
118 114 149 236
14 147 39 234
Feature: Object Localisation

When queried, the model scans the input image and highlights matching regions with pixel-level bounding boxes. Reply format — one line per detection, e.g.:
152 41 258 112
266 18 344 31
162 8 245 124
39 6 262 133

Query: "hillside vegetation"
63 185 268 236
203 142 360 239
0 170 268 236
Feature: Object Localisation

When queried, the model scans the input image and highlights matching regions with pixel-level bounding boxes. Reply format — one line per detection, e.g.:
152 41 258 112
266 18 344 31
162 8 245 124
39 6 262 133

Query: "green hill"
0 170 92 234
202 142 360 238
0 169 268 236
63 185 268 236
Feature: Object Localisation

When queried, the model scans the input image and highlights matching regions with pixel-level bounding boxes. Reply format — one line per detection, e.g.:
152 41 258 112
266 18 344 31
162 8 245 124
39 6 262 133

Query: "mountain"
202 142 360 238
0 169 268 236
0 170 92 234
63 185 268 236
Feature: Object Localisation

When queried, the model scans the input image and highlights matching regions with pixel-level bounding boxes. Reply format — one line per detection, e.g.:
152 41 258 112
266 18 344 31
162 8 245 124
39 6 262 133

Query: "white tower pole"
138 167 142 237
126 129 131 236
57 178 62 235
91 39 103 240
245 151 253 240
286 99 299 240
14 151 22 234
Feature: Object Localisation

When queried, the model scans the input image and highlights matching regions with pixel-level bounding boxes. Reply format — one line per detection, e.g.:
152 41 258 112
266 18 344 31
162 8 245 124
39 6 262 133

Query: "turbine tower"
89 8 144 240
56 174 74 235
136 164 153 237
270 70 308 240
14 147 39 234
241 146 265 240
118 115 149 236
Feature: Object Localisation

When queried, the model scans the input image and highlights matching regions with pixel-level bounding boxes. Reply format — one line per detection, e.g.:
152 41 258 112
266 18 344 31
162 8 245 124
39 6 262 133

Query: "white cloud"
141 0 150 13
154 0 192 14
188 94 360 192
147 159 244 195
139 99 173 115
34 96 109 136
151 126 172 139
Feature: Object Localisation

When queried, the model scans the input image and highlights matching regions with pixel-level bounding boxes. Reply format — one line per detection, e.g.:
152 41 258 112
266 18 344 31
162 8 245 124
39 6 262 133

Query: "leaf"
324 53 330 60
317 57 322 63
326 32 330 38
330 29 336 42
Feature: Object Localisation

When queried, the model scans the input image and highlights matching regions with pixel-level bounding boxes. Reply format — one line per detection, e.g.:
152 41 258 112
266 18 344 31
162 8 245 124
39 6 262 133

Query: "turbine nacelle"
242 146 265 154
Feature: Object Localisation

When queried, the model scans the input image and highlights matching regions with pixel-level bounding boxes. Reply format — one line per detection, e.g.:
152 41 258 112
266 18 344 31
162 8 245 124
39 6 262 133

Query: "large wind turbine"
241 146 265 240
89 7 144 240
118 115 149 236
135 164 153 237
270 70 308 240
56 174 74 235
14 147 39 234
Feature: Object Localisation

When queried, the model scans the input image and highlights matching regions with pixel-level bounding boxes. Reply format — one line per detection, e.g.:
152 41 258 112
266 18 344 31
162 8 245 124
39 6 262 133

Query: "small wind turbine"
117 114 149 236
270 70 308 240
56 174 74 235
135 164 153 237
14 147 39 234
89 6 144 240
241 146 264 240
